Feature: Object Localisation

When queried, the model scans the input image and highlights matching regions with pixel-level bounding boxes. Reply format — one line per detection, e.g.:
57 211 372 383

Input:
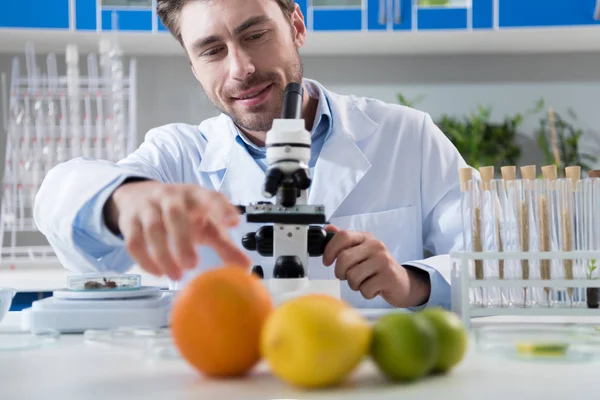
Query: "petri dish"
474 324 600 363
67 274 142 291
84 326 178 359
0 328 60 351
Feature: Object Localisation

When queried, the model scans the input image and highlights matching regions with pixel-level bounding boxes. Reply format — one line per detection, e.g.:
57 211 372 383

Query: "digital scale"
20 274 174 333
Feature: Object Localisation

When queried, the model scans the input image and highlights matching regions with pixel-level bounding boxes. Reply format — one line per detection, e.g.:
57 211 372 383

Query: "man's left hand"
322 225 431 308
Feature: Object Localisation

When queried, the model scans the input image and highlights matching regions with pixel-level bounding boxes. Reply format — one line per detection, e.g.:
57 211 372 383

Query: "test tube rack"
451 250 600 327
0 40 137 269
452 165 600 327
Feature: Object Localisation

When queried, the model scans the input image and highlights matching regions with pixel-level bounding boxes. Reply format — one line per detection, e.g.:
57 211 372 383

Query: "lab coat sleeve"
33 127 187 274
401 113 475 311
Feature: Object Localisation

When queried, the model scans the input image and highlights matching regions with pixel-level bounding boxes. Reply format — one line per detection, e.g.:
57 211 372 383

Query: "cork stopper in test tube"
541 165 558 180
459 167 473 192
501 166 516 181
479 166 494 190
520 165 537 180
565 166 581 182
589 170 600 179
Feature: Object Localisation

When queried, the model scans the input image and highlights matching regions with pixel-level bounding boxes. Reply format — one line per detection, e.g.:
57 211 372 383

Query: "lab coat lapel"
197 114 268 206
218 142 268 205
308 90 377 220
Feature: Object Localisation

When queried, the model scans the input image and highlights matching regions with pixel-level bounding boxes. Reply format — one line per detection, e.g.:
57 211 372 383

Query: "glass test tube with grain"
499 165 519 307
480 166 501 307
519 165 538 308
468 173 486 307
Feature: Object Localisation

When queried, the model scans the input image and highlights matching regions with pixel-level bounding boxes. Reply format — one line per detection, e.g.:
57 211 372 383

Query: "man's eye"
247 33 264 41
202 47 223 56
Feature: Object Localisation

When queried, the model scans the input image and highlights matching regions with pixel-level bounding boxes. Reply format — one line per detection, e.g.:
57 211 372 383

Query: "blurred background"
1 0 599 306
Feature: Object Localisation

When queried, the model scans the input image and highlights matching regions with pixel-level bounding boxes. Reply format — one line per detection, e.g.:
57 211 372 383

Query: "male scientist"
34 0 471 310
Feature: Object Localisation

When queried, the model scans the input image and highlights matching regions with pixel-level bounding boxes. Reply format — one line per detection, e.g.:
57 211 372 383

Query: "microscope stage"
244 203 327 224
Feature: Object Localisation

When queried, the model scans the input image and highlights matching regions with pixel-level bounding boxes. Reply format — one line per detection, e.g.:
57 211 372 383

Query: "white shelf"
0 26 599 56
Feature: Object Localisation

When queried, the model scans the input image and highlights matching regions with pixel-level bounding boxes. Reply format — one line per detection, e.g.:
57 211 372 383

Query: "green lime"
420 308 469 373
370 313 438 382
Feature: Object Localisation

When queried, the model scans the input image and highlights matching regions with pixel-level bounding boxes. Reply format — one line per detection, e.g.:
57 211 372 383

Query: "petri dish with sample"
474 324 600 363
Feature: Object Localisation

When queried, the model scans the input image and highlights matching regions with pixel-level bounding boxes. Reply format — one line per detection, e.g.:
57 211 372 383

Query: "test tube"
469 176 485 307
538 165 560 307
500 165 518 307
480 166 501 307
566 166 585 306
519 165 538 308
589 170 600 253
459 168 473 253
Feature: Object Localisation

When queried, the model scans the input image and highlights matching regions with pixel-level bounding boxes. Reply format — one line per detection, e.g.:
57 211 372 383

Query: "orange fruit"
170 265 273 378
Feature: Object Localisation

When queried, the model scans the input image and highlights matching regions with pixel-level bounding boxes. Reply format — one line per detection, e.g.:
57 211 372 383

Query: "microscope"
238 82 334 294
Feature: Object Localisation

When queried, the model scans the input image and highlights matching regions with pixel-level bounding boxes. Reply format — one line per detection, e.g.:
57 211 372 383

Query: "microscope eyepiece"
281 82 304 119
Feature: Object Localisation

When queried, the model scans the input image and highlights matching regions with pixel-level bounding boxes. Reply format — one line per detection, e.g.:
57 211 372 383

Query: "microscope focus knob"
241 233 256 251
255 226 274 256
307 227 336 256
251 265 264 279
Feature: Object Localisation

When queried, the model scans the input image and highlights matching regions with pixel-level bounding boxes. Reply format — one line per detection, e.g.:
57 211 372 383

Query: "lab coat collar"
197 79 378 218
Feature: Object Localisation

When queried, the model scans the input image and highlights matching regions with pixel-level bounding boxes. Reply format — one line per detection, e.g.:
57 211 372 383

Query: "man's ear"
291 3 307 48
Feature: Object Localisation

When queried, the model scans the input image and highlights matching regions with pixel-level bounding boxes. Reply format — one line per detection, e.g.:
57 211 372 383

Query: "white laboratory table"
1 313 600 400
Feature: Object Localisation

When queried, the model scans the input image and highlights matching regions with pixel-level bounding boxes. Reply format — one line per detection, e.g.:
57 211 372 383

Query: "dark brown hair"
157 0 296 45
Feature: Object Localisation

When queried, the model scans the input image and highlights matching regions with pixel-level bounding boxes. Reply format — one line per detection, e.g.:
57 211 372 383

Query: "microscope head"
262 82 312 206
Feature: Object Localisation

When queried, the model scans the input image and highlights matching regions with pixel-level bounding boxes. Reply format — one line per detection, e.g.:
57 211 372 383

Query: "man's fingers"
191 189 241 227
123 218 163 277
322 229 366 266
358 273 385 300
333 244 371 280
199 219 251 268
325 224 340 233
141 206 182 281
345 260 378 291
161 197 197 270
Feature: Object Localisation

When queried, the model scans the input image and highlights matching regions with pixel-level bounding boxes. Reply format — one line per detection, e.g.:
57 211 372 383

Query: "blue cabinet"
392 0 413 31
0 0 70 29
499 0 600 28
308 0 363 30
76 0 97 30
472 0 494 29
417 5 469 30
101 9 153 31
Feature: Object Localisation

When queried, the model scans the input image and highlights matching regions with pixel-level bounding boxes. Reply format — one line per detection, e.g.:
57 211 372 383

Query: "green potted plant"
536 107 598 176
397 94 543 171
586 259 599 309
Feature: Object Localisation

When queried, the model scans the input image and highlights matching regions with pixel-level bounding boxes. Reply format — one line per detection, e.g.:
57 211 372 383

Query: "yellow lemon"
260 294 372 389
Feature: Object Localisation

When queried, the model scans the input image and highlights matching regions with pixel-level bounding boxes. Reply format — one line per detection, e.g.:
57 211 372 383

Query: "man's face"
180 0 306 133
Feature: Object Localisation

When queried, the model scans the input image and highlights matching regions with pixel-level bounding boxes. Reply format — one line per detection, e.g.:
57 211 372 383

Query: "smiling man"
34 0 473 310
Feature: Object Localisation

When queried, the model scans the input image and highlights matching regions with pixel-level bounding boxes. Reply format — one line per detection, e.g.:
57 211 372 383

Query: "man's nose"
228 48 256 81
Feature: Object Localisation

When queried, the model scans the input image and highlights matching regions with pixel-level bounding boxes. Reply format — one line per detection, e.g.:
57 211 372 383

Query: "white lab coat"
34 79 470 309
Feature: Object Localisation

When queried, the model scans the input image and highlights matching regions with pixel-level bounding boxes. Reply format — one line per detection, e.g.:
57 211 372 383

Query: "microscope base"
268 276 309 294
265 279 341 306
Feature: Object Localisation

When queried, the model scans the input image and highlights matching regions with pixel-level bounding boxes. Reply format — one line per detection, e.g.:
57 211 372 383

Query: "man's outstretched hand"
104 181 251 281
322 225 431 308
